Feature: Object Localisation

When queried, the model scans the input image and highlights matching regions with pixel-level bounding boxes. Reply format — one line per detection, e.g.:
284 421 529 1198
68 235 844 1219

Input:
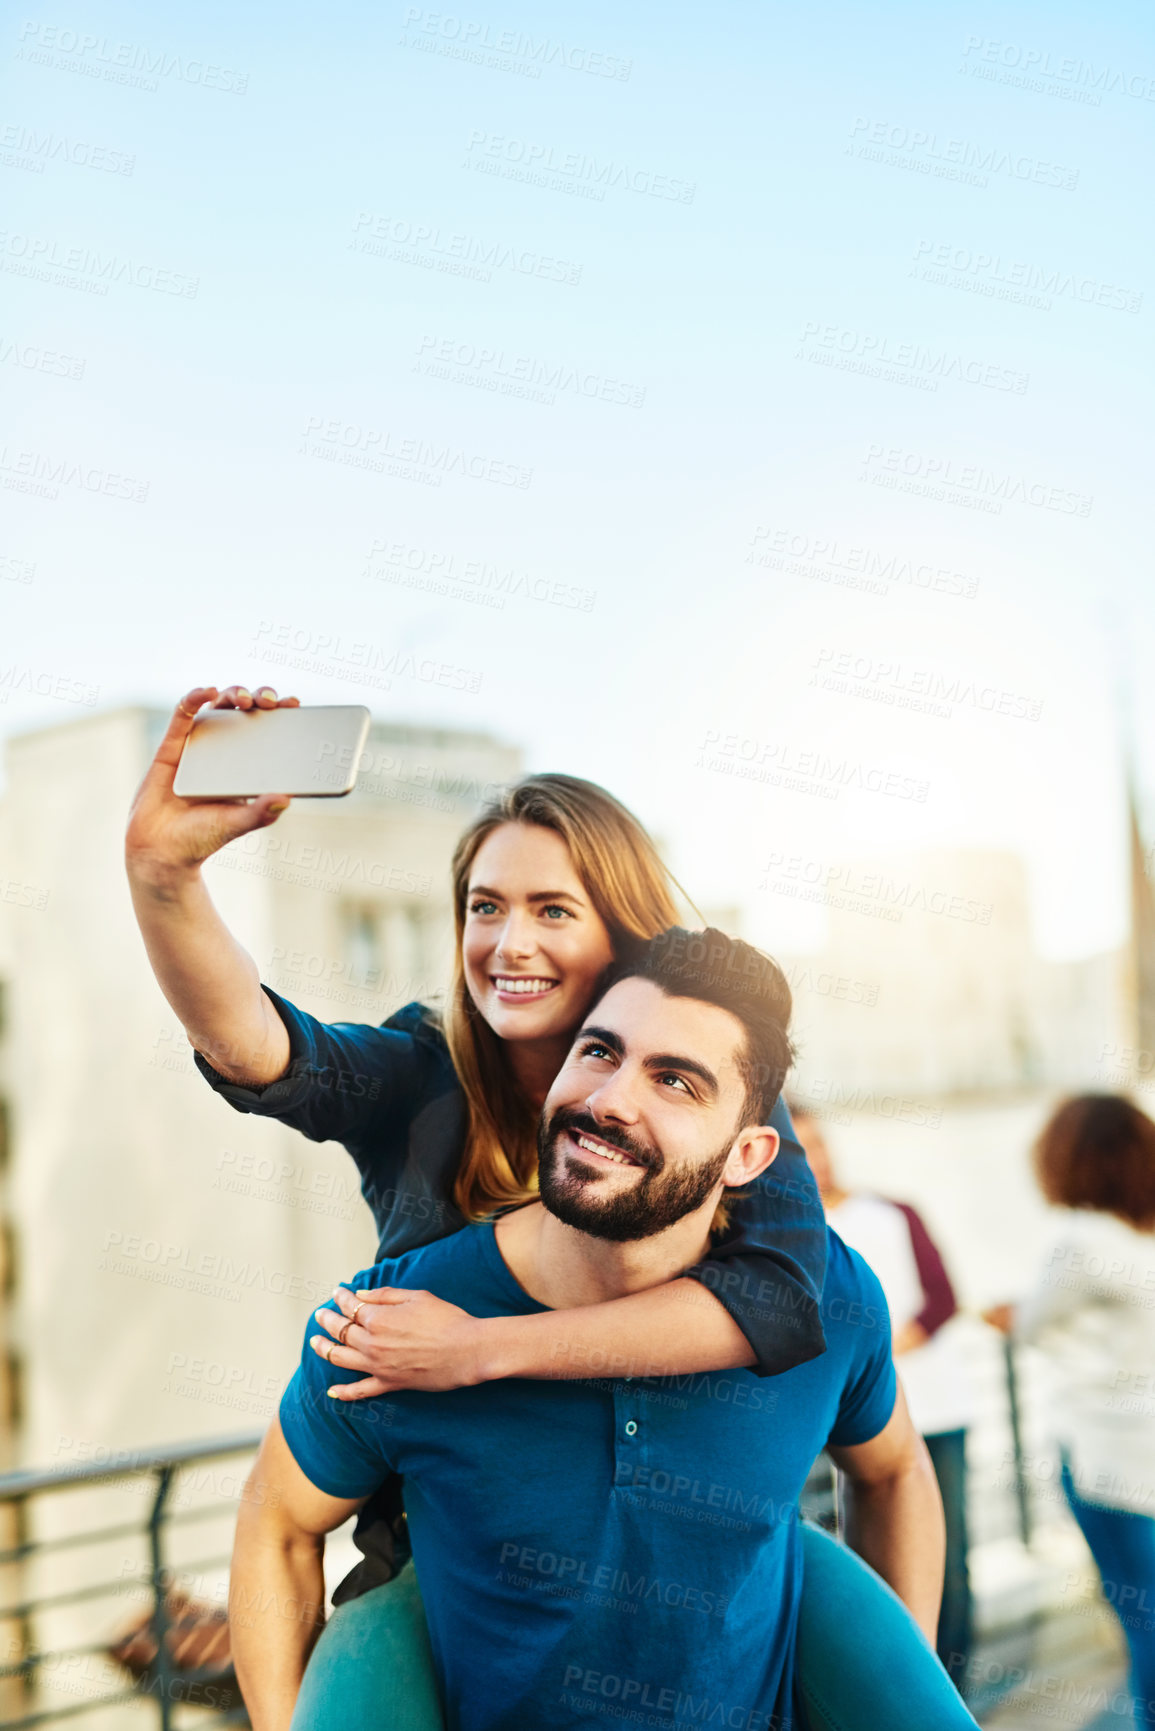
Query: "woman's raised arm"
126 684 297 1085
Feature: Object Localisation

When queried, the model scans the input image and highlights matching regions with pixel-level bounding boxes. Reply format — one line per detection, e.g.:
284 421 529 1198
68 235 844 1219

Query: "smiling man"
231 928 945 1731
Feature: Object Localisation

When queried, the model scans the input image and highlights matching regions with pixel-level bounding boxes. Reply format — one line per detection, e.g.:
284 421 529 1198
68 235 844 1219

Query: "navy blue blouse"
194 985 828 1376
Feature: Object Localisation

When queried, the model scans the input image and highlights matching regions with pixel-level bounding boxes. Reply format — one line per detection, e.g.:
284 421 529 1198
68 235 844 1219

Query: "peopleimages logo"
762 854 994 927
796 321 1029 394
810 648 1044 722
299 415 532 490
747 526 978 601
0 123 135 175
0 230 199 298
0 337 86 380
848 116 1079 189
351 210 583 286
696 730 930 804
16 21 249 93
499 1545 729 1616
0 446 149 502
959 36 1155 103
861 444 1093 517
399 9 632 80
414 333 646 408
912 239 1142 314
463 131 696 203
365 537 596 613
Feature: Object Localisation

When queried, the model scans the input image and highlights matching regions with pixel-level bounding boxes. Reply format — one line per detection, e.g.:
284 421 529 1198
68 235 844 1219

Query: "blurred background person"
791 1101 975 1687
985 1095 1155 1730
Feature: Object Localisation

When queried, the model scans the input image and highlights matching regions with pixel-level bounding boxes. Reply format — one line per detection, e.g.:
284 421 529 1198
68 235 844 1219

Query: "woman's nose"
495 913 535 960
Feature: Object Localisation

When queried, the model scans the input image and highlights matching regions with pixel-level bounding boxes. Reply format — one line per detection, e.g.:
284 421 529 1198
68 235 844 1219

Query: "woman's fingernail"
257 687 275 699
237 687 251 700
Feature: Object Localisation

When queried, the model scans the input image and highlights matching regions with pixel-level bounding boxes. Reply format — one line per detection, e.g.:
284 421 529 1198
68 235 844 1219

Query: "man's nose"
587 1066 641 1126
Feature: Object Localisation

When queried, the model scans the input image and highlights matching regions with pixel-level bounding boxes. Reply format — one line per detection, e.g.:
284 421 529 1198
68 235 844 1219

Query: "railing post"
0 1496 30 1722
1002 1336 1032 1548
147 1467 176 1731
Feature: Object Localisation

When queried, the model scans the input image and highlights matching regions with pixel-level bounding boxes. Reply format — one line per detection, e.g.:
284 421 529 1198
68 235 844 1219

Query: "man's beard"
536 1105 731 1243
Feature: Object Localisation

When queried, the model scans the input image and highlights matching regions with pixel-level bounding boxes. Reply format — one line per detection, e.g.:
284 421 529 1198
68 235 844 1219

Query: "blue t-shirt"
280 1222 895 1731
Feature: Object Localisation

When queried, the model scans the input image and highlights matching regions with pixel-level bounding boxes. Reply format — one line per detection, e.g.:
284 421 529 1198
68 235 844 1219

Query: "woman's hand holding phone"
126 685 299 886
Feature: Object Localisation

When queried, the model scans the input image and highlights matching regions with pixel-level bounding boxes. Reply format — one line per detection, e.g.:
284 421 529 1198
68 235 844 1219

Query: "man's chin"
543 1198 654 1243
539 1175 647 1241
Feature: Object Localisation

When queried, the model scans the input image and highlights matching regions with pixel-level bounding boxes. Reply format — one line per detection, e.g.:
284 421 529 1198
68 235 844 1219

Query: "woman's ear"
723 1126 780 1189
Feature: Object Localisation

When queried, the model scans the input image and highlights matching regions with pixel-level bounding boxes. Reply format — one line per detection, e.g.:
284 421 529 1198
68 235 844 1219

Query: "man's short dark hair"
600 926 794 1127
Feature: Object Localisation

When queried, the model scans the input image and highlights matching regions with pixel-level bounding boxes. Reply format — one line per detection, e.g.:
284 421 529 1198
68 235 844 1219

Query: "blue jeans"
290 1523 979 1730
1061 1460 1155 1728
291 1560 442 1731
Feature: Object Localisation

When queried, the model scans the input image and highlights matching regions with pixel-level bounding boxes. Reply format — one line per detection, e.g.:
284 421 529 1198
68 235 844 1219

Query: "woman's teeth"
576 1133 636 1167
494 977 557 995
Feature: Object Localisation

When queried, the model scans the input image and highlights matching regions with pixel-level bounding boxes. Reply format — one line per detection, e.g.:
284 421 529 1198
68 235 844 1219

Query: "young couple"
126 685 981 1730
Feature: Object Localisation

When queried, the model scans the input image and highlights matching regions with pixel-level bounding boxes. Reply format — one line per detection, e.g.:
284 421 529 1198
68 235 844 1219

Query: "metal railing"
0 1431 262 1730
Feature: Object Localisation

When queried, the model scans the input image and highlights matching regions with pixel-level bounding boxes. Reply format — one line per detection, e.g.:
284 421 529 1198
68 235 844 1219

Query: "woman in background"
988 1095 1155 1729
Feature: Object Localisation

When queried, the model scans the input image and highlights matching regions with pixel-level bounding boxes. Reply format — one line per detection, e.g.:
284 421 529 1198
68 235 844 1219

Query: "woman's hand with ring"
309 1284 487 1398
126 684 302 884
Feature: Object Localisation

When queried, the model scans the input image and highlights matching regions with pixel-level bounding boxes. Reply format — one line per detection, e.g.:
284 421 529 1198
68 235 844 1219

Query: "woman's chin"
484 995 572 1042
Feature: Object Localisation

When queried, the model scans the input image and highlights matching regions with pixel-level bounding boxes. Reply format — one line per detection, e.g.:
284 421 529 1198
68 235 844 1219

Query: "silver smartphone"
173 704 372 799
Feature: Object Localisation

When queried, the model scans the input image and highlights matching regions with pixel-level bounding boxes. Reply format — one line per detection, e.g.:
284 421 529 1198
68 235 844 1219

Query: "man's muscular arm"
230 1417 363 1731
828 1381 945 1645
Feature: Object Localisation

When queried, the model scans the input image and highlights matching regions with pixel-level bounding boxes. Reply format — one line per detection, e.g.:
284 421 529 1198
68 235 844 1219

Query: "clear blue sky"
3 0 1152 957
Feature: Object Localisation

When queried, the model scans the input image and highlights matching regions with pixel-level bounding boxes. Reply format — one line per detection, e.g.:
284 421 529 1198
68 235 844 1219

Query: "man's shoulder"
344 1218 539 1318
820 1226 891 1337
348 1220 486 1288
817 1228 897 1448
822 1222 885 1291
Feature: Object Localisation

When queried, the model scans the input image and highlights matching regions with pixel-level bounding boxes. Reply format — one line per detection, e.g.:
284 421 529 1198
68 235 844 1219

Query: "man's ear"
722 1126 780 1189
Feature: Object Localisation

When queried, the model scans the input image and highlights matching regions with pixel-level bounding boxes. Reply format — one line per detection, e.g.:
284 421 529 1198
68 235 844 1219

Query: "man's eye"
469 899 498 916
580 1041 613 1061
658 1073 691 1094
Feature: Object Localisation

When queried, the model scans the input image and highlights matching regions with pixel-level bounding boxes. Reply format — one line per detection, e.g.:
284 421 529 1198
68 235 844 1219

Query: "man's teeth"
576 1133 634 1166
495 977 556 995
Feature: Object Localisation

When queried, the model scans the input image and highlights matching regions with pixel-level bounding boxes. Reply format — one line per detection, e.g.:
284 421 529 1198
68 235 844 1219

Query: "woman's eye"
469 899 498 916
542 905 573 920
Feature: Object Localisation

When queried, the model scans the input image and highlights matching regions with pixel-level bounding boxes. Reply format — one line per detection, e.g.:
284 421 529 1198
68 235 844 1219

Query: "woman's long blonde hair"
444 774 683 1220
